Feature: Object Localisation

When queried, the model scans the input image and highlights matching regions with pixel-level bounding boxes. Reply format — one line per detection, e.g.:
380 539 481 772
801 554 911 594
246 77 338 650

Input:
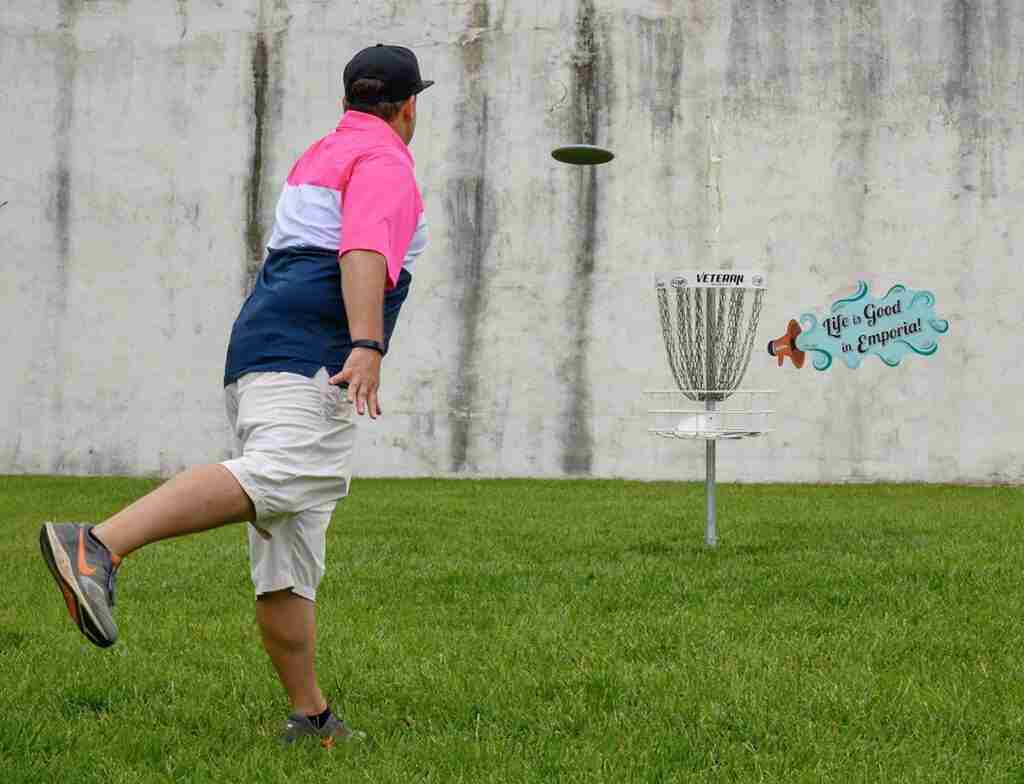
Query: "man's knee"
256 590 315 650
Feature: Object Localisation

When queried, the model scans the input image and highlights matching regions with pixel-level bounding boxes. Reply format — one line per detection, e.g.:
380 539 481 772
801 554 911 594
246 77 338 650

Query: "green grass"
2 476 1023 783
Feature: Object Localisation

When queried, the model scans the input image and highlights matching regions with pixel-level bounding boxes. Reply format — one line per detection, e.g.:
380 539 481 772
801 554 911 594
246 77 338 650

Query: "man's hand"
330 348 383 418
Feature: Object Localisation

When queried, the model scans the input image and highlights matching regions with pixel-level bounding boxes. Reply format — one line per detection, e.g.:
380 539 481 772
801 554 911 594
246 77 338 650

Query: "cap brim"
415 80 435 94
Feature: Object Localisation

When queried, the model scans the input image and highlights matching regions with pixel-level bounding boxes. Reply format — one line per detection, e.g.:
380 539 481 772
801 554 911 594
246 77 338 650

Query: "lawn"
1 476 1022 783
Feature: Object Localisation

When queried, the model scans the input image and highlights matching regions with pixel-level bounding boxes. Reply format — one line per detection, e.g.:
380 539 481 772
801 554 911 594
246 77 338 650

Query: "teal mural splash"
794 282 950 371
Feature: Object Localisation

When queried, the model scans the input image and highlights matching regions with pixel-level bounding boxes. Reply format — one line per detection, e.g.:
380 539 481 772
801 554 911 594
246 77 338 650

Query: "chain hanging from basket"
656 272 765 404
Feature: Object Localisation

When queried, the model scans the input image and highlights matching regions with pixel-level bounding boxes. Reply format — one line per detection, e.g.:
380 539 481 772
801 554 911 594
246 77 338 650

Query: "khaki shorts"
222 368 355 601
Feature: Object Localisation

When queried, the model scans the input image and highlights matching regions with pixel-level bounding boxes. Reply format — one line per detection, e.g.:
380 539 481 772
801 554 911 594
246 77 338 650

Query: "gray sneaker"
39 523 121 648
280 712 366 748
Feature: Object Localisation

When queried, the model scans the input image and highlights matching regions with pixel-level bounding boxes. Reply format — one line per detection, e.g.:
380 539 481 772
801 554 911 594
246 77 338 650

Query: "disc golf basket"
647 271 774 546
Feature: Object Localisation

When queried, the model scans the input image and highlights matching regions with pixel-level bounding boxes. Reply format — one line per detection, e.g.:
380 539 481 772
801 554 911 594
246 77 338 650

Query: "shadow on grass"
59 689 113 719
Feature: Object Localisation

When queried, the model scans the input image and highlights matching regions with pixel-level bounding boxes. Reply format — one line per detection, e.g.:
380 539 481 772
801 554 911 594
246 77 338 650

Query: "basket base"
649 427 772 441
645 389 775 442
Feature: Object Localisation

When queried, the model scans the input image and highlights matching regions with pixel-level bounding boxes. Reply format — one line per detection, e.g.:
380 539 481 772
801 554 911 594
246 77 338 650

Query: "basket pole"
705 404 718 546
704 289 719 547
651 272 768 547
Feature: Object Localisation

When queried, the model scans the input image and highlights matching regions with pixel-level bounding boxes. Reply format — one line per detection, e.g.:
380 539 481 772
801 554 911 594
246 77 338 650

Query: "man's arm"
331 151 423 418
329 249 388 418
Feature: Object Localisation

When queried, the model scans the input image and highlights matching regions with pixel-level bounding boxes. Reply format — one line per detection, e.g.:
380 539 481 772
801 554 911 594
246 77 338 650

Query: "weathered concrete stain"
559 0 609 476
631 10 711 271
635 15 685 138
989 0 1011 77
175 0 188 39
988 0 1014 203
45 0 80 471
943 0 979 112
810 0 834 89
725 0 795 114
943 0 998 199
446 0 496 474
762 0 795 99
836 0 887 227
245 32 269 294
243 2 289 294
726 0 761 108
51 2 77 310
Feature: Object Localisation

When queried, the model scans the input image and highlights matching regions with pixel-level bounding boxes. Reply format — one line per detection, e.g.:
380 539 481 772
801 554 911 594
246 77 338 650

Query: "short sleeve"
339 151 422 288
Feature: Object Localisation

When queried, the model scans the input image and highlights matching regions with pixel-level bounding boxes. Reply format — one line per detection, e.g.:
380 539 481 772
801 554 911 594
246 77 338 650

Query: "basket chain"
656 280 764 404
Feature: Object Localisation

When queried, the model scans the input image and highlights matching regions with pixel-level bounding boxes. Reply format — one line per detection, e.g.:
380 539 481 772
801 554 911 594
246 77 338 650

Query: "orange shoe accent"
59 582 79 623
77 529 97 577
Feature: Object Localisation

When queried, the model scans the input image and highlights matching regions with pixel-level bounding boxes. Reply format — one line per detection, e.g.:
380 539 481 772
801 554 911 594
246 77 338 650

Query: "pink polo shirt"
267 110 427 288
223 111 427 385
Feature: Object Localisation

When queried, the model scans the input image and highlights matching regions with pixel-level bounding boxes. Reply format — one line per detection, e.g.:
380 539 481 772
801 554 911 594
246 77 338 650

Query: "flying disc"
551 144 615 165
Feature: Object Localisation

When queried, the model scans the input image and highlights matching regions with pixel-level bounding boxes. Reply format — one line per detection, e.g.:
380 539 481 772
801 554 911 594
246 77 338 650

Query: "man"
38 43 432 747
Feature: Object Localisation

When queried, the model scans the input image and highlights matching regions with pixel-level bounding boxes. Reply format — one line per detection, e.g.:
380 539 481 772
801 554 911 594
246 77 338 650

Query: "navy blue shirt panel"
224 247 412 387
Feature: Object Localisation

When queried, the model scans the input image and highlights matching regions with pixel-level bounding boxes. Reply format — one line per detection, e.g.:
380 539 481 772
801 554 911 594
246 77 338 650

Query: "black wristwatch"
350 339 386 356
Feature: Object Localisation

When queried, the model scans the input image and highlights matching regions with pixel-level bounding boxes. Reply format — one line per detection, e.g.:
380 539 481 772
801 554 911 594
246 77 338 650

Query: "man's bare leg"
92 464 255 557
256 590 326 716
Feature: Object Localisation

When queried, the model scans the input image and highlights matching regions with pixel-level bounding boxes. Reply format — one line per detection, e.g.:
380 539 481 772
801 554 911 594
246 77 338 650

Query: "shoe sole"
280 721 366 748
283 731 365 749
323 726 367 748
39 524 114 648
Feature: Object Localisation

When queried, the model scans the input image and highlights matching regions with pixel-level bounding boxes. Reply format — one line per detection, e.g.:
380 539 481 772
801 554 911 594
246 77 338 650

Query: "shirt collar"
336 110 413 164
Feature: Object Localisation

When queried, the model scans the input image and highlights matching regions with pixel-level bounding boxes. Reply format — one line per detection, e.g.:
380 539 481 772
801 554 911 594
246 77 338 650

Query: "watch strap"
350 339 386 356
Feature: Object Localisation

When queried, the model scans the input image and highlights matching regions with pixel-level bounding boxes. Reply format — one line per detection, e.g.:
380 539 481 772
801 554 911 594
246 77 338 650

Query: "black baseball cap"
344 44 434 104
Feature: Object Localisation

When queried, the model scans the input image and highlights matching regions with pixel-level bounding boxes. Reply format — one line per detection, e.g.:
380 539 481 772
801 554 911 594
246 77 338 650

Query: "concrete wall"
2 1 1021 483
